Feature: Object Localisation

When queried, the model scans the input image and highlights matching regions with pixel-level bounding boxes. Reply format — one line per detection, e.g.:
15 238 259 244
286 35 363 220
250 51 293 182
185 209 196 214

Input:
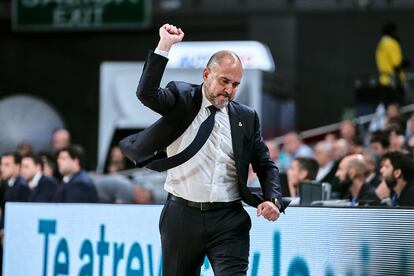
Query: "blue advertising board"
3 203 414 275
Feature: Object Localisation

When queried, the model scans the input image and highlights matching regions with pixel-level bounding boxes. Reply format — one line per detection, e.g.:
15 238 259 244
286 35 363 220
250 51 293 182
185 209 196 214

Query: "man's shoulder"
71 171 95 186
168 81 200 94
230 101 256 116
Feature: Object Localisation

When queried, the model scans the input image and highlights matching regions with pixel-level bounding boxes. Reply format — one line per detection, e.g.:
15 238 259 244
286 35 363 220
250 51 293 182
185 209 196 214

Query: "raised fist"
157 23 185 52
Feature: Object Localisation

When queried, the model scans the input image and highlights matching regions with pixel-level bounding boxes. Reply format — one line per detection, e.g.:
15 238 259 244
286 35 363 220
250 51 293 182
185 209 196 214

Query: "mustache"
216 92 230 98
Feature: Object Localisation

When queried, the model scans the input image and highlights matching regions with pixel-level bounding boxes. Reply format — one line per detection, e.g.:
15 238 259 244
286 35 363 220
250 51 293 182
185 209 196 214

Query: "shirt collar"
7 177 16 187
63 175 73 183
201 85 228 114
30 172 42 189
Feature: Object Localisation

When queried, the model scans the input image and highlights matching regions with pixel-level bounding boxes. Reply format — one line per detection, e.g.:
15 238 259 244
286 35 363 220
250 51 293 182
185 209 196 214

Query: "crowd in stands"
248 102 414 207
1 101 414 271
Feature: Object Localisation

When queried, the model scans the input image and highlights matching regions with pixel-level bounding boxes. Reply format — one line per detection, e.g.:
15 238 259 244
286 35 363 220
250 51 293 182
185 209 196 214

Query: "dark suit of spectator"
54 171 98 203
396 181 414 207
29 175 58 202
353 183 380 206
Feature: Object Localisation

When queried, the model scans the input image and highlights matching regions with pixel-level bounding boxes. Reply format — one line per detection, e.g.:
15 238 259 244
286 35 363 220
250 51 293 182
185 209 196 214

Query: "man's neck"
394 179 407 198
350 178 364 199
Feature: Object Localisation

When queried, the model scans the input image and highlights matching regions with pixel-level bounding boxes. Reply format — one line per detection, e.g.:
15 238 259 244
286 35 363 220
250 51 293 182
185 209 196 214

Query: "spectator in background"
52 128 71 153
349 136 364 154
385 103 406 131
406 114 414 152
0 153 31 204
20 154 58 202
54 145 98 203
91 173 134 204
369 130 390 159
0 153 31 232
107 145 127 173
314 141 338 185
378 151 414 207
389 127 407 152
16 142 33 157
279 131 313 172
362 150 382 189
339 120 357 145
332 138 350 162
39 153 57 178
287 157 319 198
376 21 410 105
335 154 380 206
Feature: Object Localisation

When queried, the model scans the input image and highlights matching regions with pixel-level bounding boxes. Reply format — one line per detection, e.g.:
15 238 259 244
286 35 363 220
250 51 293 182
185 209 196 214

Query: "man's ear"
348 167 356 179
394 168 402 179
299 169 308 181
203 67 210 81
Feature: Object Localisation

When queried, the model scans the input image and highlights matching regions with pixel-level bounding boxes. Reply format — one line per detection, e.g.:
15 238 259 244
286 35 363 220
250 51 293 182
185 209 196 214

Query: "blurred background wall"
1 0 413 169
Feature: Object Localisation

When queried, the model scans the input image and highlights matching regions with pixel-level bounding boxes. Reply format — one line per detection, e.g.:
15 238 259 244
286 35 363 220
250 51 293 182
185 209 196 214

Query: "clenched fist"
157 23 185 52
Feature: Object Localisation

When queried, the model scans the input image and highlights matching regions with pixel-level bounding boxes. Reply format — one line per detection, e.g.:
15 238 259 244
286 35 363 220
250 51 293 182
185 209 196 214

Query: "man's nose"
224 83 235 94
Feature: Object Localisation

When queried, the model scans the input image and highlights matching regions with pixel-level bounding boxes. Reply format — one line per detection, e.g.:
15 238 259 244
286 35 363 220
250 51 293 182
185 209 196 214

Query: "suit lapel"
228 102 244 162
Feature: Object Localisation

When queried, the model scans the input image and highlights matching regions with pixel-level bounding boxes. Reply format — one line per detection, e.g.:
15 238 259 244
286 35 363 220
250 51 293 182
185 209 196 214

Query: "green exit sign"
12 0 150 31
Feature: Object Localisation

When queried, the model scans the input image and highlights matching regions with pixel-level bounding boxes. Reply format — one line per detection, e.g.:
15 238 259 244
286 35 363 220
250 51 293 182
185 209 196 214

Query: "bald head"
203 50 243 109
342 154 369 179
206 50 242 72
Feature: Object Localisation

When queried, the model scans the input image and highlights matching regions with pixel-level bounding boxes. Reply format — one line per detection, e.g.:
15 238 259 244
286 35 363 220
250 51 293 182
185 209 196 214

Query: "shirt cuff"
154 48 169 58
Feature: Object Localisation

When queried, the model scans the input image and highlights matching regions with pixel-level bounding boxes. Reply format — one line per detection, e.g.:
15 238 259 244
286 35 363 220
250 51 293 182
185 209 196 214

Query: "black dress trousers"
159 198 252 276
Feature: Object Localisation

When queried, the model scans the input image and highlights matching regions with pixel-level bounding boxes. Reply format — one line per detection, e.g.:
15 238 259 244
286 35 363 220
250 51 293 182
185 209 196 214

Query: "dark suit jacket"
120 51 284 209
1 176 31 228
3 176 31 203
53 171 98 203
29 175 58 203
398 181 414 207
355 183 381 206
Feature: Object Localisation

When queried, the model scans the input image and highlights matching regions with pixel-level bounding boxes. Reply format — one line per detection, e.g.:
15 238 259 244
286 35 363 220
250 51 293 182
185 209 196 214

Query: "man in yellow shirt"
376 22 409 105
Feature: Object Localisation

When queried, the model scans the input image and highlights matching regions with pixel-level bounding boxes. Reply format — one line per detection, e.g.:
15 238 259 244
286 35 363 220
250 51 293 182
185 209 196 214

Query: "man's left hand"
257 201 280 222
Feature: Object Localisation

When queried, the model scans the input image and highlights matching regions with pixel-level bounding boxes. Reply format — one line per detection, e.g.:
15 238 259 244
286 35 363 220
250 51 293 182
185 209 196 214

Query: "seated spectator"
278 131 313 172
0 152 31 230
107 145 127 173
349 136 364 154
369 130 390 158
339 120 357 145
362 150 382 189
405 114 414 151
0 152 30 204
52 128 71 153
91 173 134 204
20 154 58 202
39 153 58 178
335 154 380 206
389 127 407 152
314 141 338 183
16 142 33 157
332 138 350 162
378 151 414 207
54 145 98 203
314 141 340 198
385 103 406 131
132 169 168 204
287 157 319 198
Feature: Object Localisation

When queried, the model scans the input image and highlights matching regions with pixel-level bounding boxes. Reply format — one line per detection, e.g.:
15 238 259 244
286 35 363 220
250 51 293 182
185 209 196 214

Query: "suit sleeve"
249 111 284 206
136 51 178 116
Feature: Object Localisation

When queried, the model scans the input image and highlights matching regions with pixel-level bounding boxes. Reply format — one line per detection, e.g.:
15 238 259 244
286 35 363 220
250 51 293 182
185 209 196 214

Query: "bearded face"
384 174 398 189
203 58 242 109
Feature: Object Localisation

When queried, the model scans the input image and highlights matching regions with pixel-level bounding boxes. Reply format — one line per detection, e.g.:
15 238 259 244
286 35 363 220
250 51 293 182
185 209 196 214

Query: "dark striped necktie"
147 105 218 172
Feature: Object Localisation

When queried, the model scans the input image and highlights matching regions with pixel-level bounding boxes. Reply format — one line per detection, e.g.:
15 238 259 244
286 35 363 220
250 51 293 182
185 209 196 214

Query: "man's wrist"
270 198 282 211
154 47 169 58
156 40 173 53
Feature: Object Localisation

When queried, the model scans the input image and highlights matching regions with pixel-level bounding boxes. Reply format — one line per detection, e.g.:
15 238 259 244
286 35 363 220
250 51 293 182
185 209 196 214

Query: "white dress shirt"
29 172 42 190
154 49 240 202
164 87 240 202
